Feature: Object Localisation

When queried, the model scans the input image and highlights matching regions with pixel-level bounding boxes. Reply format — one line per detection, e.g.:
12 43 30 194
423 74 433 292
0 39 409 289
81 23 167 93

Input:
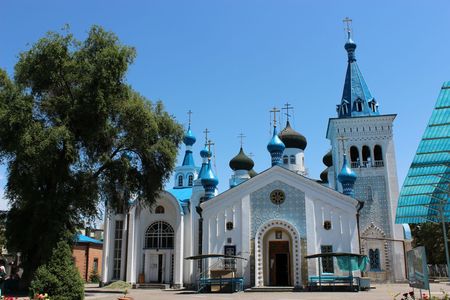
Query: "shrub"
30 240 84 300
89 269 100 283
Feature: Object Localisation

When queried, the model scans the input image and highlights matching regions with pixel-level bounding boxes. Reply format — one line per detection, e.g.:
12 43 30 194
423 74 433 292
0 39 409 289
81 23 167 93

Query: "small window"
369 100 378 112
324 221 332 230
290 155 296 164
226 222 233 231
188 174 194 186
177 175 183 187
275 231 282 239
155 205 165 214
283 155 288 164
369 248 381 271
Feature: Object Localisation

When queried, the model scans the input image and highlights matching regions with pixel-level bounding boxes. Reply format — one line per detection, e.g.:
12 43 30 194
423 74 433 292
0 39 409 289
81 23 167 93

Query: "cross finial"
187 110 193 127
206 139 215 152
282 103 294 122
203 128 210 145
238 133 246 148
337 135 348 154
343 17 353 39
270 107 280 127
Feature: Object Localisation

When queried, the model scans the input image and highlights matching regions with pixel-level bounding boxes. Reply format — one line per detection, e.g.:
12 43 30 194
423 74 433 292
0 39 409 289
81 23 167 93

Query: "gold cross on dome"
270 107 280 127
282 102 294 121
343 17 353 37
238 133 246 148
337 135 348 153
187 110 193 127
203 128 210 145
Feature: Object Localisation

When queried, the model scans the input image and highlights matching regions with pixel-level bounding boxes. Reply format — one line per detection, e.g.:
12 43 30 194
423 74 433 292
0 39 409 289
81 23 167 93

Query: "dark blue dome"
200 146 211 159
201 161 218 186
338 155 357 184
183 128 196 146
267 128 285 153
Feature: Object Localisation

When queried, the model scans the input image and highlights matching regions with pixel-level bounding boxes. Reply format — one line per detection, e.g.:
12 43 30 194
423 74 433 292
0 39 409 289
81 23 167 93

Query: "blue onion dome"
278 121 307 150
345 36 357 62
338 154 357 184
229 147 254 171
200 146 211 159
248 169 257 178
320 169 329 183
201 160 219 186
323 150 333 167
267 127 285 153
183 127 196 146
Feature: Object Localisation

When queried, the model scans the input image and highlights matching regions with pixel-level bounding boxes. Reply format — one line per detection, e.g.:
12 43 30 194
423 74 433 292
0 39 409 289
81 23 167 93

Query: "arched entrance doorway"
143 221 174 283
254 220 301 287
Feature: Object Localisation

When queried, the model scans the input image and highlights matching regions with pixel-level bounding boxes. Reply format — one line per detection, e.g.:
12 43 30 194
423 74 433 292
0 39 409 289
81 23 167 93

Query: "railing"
350 160 384 168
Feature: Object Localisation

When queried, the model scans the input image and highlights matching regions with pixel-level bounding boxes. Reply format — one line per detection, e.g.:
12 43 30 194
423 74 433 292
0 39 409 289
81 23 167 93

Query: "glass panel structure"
395 82 450 224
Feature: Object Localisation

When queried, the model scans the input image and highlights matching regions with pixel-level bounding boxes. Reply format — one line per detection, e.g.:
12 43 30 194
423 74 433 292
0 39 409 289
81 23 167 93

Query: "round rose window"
270 189 285 205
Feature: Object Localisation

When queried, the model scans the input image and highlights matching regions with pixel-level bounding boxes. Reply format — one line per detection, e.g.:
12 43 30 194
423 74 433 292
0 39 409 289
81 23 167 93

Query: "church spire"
337 18 380 118
267 107 285 166
181 110 196 166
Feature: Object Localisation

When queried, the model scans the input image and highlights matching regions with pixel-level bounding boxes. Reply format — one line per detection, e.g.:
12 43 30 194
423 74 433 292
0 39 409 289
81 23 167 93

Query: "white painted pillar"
126 206 137 283
101 211 112 284
174 215 184 287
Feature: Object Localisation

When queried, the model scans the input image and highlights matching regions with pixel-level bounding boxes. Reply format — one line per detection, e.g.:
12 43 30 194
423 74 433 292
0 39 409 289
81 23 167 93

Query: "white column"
174 215 184 287
101 212 112 284
126 207 137 283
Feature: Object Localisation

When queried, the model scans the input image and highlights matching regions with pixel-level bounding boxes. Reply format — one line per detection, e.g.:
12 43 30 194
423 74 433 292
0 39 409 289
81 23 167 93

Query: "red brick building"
73 234 103 282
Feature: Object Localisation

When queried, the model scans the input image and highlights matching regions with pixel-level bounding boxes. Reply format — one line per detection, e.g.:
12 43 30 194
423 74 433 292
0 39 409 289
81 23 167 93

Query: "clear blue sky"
0 1 449 209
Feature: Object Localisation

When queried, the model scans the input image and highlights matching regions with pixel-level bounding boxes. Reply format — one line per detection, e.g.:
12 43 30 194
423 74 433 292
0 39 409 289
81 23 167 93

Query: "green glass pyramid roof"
396 82 450 223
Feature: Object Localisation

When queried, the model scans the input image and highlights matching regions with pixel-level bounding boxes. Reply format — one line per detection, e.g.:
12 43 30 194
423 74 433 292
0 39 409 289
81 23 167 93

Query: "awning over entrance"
395 81 450 224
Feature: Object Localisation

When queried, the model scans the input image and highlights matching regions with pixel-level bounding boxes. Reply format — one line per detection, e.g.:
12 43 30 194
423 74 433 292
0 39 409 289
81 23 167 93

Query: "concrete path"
85 283 450 300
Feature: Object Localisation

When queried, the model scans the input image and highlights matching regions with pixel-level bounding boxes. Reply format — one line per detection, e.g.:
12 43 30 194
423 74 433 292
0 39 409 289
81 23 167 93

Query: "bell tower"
326 18 405 281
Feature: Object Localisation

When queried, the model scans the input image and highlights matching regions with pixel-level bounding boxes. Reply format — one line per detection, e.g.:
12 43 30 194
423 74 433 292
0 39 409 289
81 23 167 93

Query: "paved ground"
85 283 450 300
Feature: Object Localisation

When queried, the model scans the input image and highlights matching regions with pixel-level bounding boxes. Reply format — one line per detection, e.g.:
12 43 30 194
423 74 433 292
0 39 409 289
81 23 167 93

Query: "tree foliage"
30 240 84 300
0 26 183 281
411 223 449 264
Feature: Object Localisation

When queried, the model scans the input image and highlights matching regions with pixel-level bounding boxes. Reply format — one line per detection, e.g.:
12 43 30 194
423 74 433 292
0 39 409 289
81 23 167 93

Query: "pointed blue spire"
201 159 218 200
337 25 380 118
182 125 196 166
267 126 285 166
338 154 357 197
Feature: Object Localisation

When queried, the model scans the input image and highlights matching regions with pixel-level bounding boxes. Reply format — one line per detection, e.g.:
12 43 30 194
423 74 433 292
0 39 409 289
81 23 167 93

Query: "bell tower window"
188 174 194 186
177 175 183 187
355 99 363 112
290 155 296 164
350 146 360 168
362 145 371 167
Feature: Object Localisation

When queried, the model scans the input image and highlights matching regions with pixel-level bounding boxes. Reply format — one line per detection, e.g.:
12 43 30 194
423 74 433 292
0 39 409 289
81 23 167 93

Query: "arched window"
374 145 383 167
145 221 174 249
341 101 349 115
188 174 194 186
155 205 164 214
369 249 381 271
350 146 360 167
177 175 183 187
290 155 296 164
283 155 288 164
362 145 371 167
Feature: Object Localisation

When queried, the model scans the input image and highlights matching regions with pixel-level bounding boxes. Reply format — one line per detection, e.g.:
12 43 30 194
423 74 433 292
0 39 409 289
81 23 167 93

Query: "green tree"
30 240 84 300
0 26 183 283
411 223 449 264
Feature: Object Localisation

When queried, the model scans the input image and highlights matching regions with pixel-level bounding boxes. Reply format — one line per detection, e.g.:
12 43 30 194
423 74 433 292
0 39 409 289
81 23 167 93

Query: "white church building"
101 32 407 289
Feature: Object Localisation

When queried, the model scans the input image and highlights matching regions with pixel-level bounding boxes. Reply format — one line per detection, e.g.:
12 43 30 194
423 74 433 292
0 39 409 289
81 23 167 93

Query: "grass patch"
104 280 132 289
